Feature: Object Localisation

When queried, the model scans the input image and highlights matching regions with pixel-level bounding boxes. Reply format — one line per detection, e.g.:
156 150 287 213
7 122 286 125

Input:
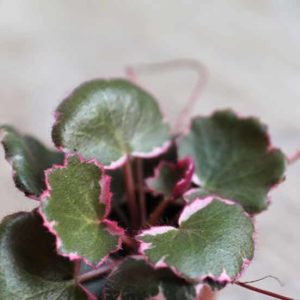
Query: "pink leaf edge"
39 153 125 267
53 104 172 170
145 157 195 198
137 196 255 285
180 109 287 190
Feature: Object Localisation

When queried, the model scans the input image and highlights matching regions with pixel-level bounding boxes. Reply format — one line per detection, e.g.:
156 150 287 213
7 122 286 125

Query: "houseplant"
0 71 294 299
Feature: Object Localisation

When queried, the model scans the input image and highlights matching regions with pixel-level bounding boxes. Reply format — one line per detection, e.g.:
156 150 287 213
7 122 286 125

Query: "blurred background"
0 1 299 299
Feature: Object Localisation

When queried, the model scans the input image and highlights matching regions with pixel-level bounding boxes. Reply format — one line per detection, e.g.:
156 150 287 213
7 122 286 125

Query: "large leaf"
178 110 286 213
0 211 87 299
40 155 124 265
0 126 64 198
146 157 194 198
138 197 254 284
103 257 196 300
52 79 170 167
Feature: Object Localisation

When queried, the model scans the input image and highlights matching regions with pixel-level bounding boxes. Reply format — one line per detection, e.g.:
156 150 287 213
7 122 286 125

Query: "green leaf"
138 197 254 284
52 79 170 167
146 158 194 198
103 257 196 300
178 110 286 213
0 125 64 197
0 211 87 299
40 155 123 265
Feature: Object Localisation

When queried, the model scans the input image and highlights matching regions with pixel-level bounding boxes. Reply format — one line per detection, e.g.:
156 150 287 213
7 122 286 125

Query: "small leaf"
40 155 124 265
138 197 254 285
146 157 195 198
178 110 286 213
0 211 88 299
0 126 64 197
103 257 196 300
52 79 170 167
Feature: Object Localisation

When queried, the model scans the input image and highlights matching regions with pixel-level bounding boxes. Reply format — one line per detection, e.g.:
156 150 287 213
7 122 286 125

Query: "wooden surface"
0 1 299 299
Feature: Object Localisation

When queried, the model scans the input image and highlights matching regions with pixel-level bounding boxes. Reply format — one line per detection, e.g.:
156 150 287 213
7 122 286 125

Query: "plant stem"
77 265 112 283
197 285 216 300
136 158 146 226
124 156 138 230
288 150 300 165
236 281 294 300
125 58 208 133
74 259 81 283
147 196 172 225
122 235 138 251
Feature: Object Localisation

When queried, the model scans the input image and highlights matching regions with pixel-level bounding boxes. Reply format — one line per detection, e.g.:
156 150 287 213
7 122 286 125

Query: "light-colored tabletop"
0 1 299 299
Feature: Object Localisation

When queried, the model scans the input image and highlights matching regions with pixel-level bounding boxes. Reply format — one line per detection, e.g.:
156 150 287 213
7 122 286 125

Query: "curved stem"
288 150 300 165
235 281 294 300
125 58 208 133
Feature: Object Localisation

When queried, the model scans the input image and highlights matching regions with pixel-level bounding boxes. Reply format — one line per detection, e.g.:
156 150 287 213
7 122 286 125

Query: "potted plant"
0 70 294 299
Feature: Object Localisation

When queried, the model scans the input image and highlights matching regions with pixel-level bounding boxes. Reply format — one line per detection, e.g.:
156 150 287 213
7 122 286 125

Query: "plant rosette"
0 78 293 300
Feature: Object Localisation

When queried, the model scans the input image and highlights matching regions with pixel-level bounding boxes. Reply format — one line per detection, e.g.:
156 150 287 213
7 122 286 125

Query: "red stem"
288 150 300 165
124 157 138 230
147 196 172 226
78 265 111 283
136 158 146 226
236 281 294 300
74 259 81 283
197 285 216 300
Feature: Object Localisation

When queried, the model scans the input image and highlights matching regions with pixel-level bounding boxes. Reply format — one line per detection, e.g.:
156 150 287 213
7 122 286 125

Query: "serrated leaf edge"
39 153 124 267
137 197 255 284
179 109 287 212
52 80 172 169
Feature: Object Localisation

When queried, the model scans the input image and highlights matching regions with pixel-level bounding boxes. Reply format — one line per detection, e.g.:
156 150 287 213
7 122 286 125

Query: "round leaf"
138 197 254 284
0 211 87 299
178 110 286 213
52 79 170 167
103 257 196 300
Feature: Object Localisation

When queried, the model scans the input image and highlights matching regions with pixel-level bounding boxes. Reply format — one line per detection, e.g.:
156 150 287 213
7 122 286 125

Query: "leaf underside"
103 257 196 300
41 155 122 265
0 211 87 299
0 126 64 197
178 110 286 213
52 79 170 166
139 198 254 284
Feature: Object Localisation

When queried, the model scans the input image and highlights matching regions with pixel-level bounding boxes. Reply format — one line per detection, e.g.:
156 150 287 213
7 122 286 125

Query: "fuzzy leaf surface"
139 198 254 283
103 257 196 300
178 110 286 213
52 79 170 166
0 211 87 299
41 155 123 265
0 126 64 197
146 158 194 198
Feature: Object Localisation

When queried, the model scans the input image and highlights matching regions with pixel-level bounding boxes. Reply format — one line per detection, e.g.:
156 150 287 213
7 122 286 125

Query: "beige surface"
0 1 299 299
